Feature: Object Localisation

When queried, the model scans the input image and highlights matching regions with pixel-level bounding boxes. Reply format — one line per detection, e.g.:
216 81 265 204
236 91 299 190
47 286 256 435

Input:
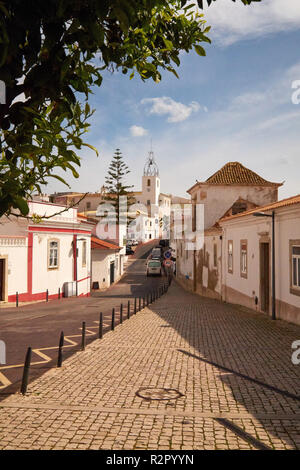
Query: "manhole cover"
136 387 184 401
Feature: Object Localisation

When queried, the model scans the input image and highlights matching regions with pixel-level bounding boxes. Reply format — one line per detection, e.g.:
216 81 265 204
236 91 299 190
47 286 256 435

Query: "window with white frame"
292 245 300 289
228 240 233 273
240 240 247 278
48 240 59 269
82 240 87 267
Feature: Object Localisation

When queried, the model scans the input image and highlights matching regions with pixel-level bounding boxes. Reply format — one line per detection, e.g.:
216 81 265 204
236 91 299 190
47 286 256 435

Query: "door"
260 242 270 313
0 259 3 300
110 261 115 285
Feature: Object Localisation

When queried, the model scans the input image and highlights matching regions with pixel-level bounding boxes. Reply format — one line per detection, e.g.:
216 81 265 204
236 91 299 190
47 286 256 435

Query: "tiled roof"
205 162 282 186
91 237 121 250
220 194 300 223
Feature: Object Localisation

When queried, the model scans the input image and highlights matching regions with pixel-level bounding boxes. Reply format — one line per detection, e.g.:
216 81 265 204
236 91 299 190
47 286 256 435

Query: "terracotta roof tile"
205 162 282 186
91 237 121 250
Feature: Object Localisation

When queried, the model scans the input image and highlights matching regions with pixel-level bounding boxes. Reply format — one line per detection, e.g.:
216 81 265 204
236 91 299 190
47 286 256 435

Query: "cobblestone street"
0 281 299 450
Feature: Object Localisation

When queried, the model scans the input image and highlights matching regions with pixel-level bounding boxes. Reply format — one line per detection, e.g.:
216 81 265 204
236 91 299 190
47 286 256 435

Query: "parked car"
131 240 139 246
151 247 163 260
146 259 162 276
159 239 169 248
126 246 134 255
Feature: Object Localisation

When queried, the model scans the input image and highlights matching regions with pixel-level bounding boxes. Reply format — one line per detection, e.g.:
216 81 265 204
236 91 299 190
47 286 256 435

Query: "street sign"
164 250 172 259
163 259 173 268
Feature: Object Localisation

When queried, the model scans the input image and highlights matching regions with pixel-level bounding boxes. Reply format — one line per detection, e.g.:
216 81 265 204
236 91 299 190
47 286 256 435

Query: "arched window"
147 179 151 187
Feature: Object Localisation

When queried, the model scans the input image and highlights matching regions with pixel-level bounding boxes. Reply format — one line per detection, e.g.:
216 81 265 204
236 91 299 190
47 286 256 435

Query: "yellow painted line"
32 349 52 362
0 371 11 389
0 324 99 385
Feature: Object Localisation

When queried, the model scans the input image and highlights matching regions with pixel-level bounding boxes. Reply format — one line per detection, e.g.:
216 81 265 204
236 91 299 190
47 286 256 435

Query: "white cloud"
203 0 300 45
141 96 200 122
130 125 148 137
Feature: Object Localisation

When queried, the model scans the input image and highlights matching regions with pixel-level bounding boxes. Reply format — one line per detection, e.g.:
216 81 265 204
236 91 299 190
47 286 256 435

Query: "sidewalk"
0 282 299 450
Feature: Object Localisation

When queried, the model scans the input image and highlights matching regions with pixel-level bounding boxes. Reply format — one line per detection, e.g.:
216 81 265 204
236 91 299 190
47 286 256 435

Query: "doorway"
260 242 270 313
110 261 115 285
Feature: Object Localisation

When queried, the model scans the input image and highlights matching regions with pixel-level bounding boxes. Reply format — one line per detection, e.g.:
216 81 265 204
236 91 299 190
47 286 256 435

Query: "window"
86 202 91 209
147 179 151 187
228 241 233 273
291 241 300 295
147 200 150 206
82 240 87 267
213 244 217 268
240 240 247 278
48 240 59 269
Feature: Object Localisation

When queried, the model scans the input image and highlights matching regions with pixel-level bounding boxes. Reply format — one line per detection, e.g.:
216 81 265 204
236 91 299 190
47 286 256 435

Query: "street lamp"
253 210 275 320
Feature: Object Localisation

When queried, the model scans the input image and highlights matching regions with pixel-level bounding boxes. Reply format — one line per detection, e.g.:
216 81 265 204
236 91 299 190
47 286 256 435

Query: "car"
132 240 139 246
146 259 162 276
151 248 162 260
159 239 169 248
126 246 134 255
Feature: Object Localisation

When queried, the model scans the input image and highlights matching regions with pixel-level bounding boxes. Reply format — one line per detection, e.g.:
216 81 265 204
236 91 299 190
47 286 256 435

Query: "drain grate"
136 387 184 401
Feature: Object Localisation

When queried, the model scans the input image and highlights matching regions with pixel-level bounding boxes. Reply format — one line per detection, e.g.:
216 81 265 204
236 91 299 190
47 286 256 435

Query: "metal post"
57 331 64 367
271 211 276 320
143 296 145 308
99 312 103 339
81 321 86 350
111 308 115 331
46 289 49 302
120 303 123 324
16 291 18 307
20 347 32 395
127 300 130 319
134 298 137 314
58 287 60 299
139 297 141 311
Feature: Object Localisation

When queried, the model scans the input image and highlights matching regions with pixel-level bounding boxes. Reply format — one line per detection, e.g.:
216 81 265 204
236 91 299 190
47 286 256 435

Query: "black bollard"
127 300 130 319
21 347 32 395
99 312 103 339
16 291 18 307
111 308 115 331
120 303 123 324
57 331 64 367
46 289 49 302
58 287 60 299
134 298 137 314
139 297 141 311
81 321 86 350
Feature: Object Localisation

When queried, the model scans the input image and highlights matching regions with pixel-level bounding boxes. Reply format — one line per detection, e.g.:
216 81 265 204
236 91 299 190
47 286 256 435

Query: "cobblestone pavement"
0 282 299 450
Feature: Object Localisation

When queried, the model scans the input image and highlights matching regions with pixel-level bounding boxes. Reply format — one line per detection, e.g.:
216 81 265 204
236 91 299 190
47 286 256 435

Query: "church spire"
143 147 159 177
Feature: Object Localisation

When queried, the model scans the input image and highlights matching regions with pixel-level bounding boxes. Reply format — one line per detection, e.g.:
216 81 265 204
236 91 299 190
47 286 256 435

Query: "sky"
47 0 300 200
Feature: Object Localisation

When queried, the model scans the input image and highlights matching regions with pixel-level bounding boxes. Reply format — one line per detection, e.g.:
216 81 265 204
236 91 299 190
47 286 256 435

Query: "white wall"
191 184 278 229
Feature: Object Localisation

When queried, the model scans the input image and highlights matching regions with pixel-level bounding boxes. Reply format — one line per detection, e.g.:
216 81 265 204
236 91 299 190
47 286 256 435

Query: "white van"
146 259 162 276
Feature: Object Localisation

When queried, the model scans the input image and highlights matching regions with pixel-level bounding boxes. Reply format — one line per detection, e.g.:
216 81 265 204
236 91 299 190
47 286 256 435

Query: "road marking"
0 323 101 390
0 372 11 389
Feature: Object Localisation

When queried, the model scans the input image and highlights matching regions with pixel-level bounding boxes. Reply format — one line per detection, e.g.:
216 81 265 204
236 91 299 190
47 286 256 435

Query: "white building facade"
0 201 92 303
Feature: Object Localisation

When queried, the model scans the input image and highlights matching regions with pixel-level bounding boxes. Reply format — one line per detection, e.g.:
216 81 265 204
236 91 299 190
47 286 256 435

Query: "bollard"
46 289 49 302
150 291 153 303
134 297 137 314
127 300 130 320
111 308 115 331
139 297 141 311
81 321 86 350
99 312 103 339
57 331 64 367
58 287 60 299
143 296 145 308
120 303 123 324
20 347 32 395
16 291 19 308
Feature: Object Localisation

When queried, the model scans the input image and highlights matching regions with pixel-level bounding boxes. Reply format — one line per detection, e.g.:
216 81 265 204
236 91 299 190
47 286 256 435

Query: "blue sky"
48 0 300 199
